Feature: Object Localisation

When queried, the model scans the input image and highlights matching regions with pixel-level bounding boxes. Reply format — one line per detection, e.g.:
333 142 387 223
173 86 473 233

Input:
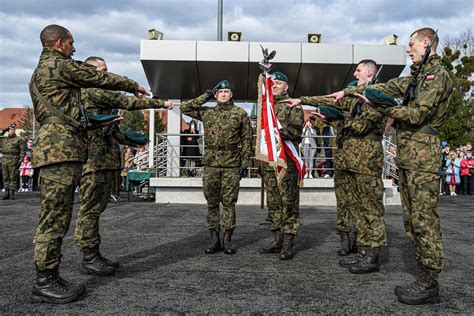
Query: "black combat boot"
259 230 283 254
350 232 358 253
337 232 350 256
31 268 86 304
10 189 15 200
2 189 10 200
339 248 365 268
223 230 236 255
81 245 117 276
205 229 222 254
279 234 295 260
349 247 380 274
396 268 441 305
394 260 423 296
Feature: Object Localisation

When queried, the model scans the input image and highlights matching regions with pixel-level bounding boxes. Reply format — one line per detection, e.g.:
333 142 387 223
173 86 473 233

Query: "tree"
17 106 39 140
439 29 474 147
144 110 166 135
120 110 145 133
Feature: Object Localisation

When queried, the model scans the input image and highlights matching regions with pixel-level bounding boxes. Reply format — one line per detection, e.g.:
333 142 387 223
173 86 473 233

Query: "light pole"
217 0 223 41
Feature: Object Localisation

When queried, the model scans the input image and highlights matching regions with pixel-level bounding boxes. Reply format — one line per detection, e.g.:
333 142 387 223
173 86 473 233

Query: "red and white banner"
255 73 305 186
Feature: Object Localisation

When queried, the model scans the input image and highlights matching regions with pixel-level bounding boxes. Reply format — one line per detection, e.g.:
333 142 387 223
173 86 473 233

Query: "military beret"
88 114 120 123
212 80 232 93
8 123 16 129
363 88 399 107
124 131 149 146
250 103 258 120
315 106 345 121
346 80 358 88
272 71 289 83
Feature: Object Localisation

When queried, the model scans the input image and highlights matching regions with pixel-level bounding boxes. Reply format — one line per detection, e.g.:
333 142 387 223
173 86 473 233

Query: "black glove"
204 89 213 101
240 168 247 179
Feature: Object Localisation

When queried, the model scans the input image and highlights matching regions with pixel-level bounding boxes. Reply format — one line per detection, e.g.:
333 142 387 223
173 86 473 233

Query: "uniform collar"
410 54 441 75
274 92 289 102
41 47 68 60
216 100 234 109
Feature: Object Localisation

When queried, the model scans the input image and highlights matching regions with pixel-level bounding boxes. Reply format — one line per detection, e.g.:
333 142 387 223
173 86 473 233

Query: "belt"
399 124 438 135
347 132 383 142
206 143 238 151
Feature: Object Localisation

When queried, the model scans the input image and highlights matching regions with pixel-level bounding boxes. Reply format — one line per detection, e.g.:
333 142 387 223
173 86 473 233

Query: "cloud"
0 0 472 107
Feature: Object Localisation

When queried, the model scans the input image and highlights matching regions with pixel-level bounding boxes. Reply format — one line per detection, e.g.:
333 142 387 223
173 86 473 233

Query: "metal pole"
148 109 155 169
217 0 223 41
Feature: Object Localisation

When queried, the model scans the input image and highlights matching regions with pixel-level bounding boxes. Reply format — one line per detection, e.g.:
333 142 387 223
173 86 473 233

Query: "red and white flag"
255 73 305 186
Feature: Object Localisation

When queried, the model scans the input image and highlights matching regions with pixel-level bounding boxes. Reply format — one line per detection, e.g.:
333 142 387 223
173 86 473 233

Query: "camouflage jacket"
0 133 25 164
274 93 305 148
81 88 167 174
181 94 251 168
300 93 386 176
29 48 138 168
344 55 454 173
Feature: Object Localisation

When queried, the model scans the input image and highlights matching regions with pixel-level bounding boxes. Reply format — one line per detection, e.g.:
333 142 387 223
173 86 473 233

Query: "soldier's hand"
164 101 175 109
283 98 302 108
326 91 345 102
134 85 150 99
353 93 373 105
204 89 214 101
310 111 327 121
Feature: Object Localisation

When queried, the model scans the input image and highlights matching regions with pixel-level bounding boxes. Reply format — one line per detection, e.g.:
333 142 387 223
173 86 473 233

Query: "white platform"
150 177 401 206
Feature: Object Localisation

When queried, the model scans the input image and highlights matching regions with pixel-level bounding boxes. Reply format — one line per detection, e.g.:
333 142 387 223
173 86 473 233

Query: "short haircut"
84 56 105 66
411 27 438 51
358 59 378 74
40 24 70 48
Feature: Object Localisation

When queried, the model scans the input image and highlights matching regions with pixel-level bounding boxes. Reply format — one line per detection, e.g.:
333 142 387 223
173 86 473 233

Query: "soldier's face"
215 89 232 103
272 80 288 96
354 64 372 86
407 33 429 63
56 33 76 58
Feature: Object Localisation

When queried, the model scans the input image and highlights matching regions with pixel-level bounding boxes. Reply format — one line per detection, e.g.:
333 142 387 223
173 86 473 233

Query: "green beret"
363 88 399 107
316 106 345 121
124 131 149 146
272 71 289 83
88 114 120 123
8 123 16 129
346 80 358 88
212 80 232 92
250 103 258 120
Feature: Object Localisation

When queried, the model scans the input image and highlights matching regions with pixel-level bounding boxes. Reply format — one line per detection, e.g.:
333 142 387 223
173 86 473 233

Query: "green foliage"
438 31 474 147
120 110 145 133
144 110 166 135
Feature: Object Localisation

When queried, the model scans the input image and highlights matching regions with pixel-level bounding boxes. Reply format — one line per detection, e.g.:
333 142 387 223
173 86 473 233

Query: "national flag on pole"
255 73 305 186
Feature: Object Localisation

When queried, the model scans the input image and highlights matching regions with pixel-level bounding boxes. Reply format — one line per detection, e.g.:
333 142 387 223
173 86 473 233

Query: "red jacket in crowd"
460 157 474 177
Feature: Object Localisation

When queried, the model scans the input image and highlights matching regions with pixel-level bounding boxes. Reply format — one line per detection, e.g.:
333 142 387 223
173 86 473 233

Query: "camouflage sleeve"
180 94 208 121
300 96 335 107
85 89 166 111
347 105 384 135
385 73 450 125
280 107 305 142
240 111 252 168
344 77 409 99
59 60 138 93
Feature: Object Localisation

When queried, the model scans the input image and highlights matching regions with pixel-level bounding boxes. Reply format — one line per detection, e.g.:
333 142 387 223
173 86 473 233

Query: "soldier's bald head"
358 59 378 74
85 56 107 72
40 24 71 48
411 27 438 51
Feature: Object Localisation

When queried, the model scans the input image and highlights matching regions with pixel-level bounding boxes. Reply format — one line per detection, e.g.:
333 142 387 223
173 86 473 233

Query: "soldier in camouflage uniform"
29 24 150 304
0 124 25 200
330 28 454 305
75 56 174 276
258 72 304 260
181 80 251 255
287 60 388 272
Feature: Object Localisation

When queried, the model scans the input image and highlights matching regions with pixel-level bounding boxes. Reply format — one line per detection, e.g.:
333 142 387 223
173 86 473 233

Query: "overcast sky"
0 0 472 109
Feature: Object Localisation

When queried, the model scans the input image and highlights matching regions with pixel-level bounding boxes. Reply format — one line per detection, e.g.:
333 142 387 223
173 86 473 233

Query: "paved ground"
0 191 472 314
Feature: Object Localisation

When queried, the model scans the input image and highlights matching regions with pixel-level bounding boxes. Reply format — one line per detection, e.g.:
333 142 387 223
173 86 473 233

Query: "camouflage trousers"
34 162 82 270
264 159 300 235
333 169 356 234
399 168 443 271
337 169 387 248
1 157 19 190
263 163 283 227
75 170 114 249
203 166 240 230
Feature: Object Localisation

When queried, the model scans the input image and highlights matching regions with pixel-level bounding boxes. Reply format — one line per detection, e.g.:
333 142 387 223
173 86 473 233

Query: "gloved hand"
204 89 214 101
240 168 248 180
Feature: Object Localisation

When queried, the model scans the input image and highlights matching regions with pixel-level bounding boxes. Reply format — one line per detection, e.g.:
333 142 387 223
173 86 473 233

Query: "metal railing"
149 132 399 183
